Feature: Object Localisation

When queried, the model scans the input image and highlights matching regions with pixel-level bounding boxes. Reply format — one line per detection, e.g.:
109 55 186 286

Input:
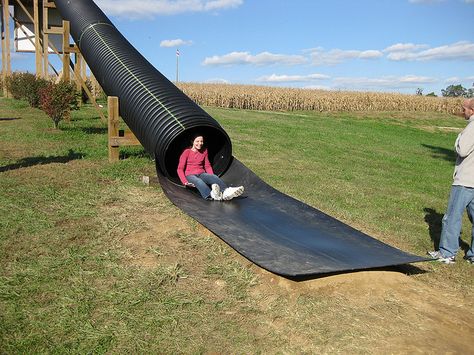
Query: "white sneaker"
222 186 244 201
210 184 222 201
427 250 456 264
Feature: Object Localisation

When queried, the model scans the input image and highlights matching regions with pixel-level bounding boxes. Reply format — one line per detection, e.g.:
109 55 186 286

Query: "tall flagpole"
176 48 179 83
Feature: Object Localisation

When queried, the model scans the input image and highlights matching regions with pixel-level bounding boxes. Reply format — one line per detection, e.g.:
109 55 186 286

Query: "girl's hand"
185 182 195 187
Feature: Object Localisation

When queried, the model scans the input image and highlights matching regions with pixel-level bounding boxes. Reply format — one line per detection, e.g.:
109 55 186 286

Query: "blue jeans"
186 173 227 200
439 185 474 258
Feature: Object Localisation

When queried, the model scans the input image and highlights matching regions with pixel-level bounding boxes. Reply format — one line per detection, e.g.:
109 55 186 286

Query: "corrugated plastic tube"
54 0 232 181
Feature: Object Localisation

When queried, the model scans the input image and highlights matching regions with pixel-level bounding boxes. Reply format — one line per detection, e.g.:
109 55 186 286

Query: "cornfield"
177 82 462 114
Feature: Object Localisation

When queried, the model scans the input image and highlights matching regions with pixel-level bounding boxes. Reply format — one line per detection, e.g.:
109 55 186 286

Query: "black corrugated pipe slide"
54 0 232 181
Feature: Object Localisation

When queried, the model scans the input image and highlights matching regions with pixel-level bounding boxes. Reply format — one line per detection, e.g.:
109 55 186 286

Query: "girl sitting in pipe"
177 134 244 201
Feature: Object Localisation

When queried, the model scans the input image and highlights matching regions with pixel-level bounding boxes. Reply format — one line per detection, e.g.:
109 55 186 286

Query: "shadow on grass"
422 144 456 163
423 207 470 253
0 149 85 173
81 127 107 134
424 207 443 249
61 125 107 135
0 117 21 121
119 147 150 160
286 263 428 282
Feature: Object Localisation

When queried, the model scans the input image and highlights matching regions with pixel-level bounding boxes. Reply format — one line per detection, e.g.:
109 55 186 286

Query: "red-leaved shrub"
39 81 79 129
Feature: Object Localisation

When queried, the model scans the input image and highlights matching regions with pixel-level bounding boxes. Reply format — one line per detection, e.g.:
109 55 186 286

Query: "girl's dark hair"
190 132 204 145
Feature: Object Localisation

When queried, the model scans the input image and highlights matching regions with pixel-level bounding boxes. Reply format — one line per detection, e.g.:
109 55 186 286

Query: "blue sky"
10 0 474 95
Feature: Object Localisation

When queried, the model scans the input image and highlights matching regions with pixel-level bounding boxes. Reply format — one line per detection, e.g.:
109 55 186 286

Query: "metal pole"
176 48 179 83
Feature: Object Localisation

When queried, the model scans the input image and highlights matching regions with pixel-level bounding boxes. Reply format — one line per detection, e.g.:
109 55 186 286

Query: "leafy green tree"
441 84 467 97
467 84 474 98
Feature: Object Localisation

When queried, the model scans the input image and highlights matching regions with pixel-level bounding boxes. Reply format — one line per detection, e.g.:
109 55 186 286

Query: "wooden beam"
74 52 82 108
42 1 48 77
68 44 79 53
81 55 86 81
109 131 140 147
62 20 70 81
44 26 63 34
108 96 141 162
71 65 106 122
3 0 11 97
109 136 141 147
108 96 120 162
1 1 6 97
33 0 42 76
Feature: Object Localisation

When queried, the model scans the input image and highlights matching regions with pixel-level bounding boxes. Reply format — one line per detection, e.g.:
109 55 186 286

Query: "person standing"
429 98 474 264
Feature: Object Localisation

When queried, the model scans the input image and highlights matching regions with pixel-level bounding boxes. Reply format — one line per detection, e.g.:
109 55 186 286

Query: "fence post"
108 96 120 162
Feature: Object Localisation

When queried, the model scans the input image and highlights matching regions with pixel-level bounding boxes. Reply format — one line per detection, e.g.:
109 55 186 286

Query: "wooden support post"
72 66 106 122
2 0 11 97
108 96 120 162
61 20 71 121
74 52 82 107
108 96 141 162
1 2 6 97
42 1 48 78
62 20 70 82
33 0 42 77
81 55 87 81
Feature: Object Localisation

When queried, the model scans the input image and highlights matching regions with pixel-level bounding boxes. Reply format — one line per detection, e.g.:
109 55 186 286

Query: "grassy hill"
1 98 473 353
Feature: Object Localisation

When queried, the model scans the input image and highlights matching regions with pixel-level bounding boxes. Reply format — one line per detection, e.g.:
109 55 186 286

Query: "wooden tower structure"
1 0 100 111
2 0 140 161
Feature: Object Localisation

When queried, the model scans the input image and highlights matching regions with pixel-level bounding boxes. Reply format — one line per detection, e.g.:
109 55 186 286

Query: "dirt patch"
108 183 474 353
418 125 463 133
252 269 474 353
120 215 191 269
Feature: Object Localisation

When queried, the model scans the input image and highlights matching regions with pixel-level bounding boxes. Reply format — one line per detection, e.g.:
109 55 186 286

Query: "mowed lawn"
1 97 473 353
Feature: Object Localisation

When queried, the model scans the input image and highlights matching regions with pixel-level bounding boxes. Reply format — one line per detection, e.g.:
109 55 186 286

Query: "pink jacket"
177 148 214 184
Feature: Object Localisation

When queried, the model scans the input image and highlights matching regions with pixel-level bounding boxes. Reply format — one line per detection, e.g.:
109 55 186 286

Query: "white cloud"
96 0 243 18
309 48 383 65
303 85 332 90
202 51 307 66
445 77 460 83
359 50 384 59
445 76 474 85
384 43 429 52
160 39 193 47
256 73 330 83
333 75 437 90
387 41 474 61
205 78 231 84
465 0 474 3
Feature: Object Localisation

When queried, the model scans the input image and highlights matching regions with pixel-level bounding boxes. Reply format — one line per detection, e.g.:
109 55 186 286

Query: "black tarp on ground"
159 158 427 277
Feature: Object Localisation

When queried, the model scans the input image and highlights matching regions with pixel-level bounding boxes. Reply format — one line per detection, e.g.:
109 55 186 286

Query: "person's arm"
203 149 214 175
455 122 474 158
177 149 190 185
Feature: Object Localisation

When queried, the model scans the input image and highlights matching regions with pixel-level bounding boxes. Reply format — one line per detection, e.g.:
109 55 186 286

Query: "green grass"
1 98 473 353
210 108 463 250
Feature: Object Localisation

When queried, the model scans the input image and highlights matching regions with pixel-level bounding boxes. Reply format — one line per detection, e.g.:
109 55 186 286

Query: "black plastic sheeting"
55 0 427 277
159 158 427 277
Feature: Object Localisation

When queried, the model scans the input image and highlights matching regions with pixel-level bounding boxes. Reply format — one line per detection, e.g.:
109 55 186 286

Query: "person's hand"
185 182 195 187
